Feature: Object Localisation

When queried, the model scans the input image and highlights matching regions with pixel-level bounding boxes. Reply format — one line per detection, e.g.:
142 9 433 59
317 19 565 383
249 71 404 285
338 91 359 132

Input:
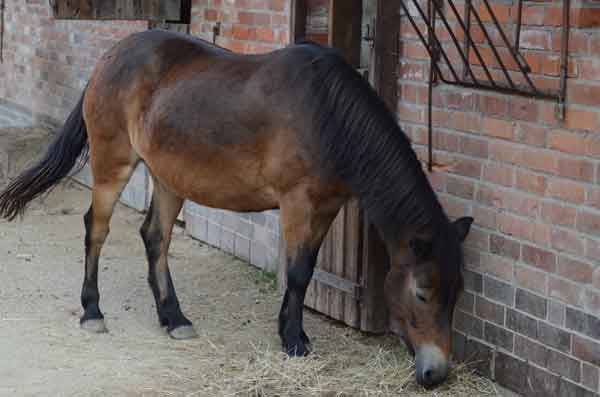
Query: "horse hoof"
286 343 309 357
169 325 198 340
80 319 108 333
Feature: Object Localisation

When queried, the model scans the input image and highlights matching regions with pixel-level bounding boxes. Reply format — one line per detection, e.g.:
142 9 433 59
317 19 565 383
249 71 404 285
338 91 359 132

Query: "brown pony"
0 30 472 387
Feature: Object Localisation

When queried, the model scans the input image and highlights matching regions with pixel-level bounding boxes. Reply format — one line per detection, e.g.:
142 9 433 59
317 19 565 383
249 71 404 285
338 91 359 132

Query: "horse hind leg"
80 166 136 333
140 175 196 340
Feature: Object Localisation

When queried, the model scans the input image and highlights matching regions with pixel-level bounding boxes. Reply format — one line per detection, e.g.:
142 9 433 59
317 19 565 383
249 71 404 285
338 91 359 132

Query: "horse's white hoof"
169 325 198 340
81 319 108 333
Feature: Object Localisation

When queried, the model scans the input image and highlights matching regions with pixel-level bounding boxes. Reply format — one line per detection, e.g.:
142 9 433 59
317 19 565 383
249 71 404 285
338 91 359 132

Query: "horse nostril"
424 369 433 384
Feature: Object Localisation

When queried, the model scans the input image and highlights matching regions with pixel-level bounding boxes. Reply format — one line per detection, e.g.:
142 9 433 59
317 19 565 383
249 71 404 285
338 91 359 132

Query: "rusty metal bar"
462 0 472 80
399 0 570 171
437 75 558 100
427 0 436 171
446 0 496 86
430 0 480 84
514 0 523 49
557 0 570 120
468 3 517 89
480 0 538 92
410 0 461 82
0 0 4 63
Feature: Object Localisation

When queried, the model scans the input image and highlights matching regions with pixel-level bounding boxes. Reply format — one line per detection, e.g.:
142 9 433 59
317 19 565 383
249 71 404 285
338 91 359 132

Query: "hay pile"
146 267 496 397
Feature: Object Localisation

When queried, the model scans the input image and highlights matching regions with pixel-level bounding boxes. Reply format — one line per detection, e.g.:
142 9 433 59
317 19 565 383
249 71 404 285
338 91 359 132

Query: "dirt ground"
0 181 497 396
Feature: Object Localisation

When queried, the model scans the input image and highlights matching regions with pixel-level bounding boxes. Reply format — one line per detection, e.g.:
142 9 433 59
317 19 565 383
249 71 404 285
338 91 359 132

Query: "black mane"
298 42 449 240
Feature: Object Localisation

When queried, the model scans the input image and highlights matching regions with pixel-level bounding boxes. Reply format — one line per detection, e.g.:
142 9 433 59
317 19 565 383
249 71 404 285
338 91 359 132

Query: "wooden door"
279 0 400 333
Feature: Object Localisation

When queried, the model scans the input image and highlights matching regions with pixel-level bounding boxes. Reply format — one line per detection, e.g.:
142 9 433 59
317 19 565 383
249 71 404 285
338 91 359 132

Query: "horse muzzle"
415 344 449 388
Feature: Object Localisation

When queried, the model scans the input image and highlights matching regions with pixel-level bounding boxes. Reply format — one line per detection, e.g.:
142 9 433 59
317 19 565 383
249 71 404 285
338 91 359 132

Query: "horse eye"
416 291 428 303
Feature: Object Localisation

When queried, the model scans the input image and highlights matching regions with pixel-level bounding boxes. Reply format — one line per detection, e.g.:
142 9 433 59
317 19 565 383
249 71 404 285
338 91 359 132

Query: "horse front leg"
278 188 344 356
279 249 319 356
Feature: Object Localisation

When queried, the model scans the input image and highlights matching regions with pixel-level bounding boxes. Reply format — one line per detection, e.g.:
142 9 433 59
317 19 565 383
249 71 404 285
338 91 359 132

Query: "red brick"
568 83 600 107
586 238 600 262
482 163 514 187
426 171 447 192
490 141 522 164
551 228 585 256
558 157 594 182
256 27 276 42
499 213 550 245
483 117 515 140
480 253 514 281
557 257 594 284
446 91 476 110
460 136 488 158
449 112 482 133
478 95 509 117
565 108 598 132
580 58 600 81
398 104 425 123
547 179 586 204
549 277 585 307
515 265 547 295
543 6 563 26
439 195 468 219
561 31 589 55
519 148 559 174
594 268 600 290
515 123 546 147
572 7 600 28
522 244 556 273
548 130 587 155
541 202 576 228
205 9 218 21
516 170 547 195
473 205 497 230
573 336 600 366
520 29 551 50
577 210 600 238
585 289 600 314
478 3 512 24
452 157 483 179
522 5 544 25
490 234 521 260
465 228 490 251
446 176 474 200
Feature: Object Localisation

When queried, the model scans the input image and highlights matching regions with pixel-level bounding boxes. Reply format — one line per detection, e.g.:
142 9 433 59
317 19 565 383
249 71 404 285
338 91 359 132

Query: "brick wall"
399 0 600 395
191 0 289 52
0 0 290 272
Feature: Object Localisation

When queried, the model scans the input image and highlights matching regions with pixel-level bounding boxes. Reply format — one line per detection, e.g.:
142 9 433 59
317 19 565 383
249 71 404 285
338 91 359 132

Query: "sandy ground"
0 181 496 397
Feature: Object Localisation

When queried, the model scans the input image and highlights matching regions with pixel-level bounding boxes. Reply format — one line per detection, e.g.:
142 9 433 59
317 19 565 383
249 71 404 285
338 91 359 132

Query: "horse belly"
142 142 282 212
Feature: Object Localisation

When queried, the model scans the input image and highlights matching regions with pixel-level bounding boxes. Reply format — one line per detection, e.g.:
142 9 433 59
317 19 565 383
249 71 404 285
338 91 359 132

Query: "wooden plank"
359 220 389 332
328 0 363 68
372 0 401 113
291 0 307 42
344 198 362 327
53 0 182 20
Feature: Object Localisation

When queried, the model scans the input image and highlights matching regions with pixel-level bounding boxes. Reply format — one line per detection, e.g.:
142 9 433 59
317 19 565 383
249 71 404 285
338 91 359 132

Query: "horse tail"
0 90 89 221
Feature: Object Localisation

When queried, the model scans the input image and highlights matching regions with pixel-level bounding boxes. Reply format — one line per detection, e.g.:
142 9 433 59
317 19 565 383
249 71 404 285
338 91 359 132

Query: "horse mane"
298 42 449 239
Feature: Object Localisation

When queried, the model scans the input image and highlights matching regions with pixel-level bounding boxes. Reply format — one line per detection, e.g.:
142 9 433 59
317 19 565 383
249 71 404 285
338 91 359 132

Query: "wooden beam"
290 0 307 43
372 0 401 113
53 0 182 21
328 0 362 68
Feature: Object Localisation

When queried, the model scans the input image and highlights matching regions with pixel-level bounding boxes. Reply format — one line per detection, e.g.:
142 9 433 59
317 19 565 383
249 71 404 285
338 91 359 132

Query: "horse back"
84 30 346 211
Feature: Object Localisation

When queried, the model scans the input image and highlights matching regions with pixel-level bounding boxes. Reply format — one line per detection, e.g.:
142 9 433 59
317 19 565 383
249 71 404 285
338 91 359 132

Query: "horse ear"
409 238 432 260
454 217 474 242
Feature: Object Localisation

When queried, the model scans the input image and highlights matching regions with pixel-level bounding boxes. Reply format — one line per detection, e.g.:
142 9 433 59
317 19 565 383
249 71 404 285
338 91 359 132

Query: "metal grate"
399 0 571 170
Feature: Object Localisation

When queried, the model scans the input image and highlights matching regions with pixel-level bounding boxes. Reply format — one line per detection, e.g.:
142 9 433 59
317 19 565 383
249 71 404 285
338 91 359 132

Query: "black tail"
0 91 89 221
